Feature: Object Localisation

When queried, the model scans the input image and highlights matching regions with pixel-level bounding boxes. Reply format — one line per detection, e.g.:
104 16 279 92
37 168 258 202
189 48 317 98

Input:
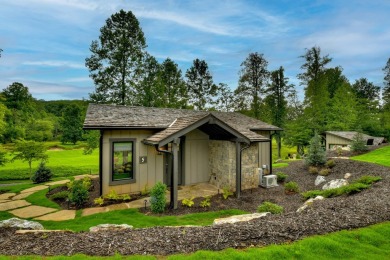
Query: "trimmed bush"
309 166 319 175
31 161 53 184
68 179 89 208
276 172 288 182
150 182 167 213
49 190 69 200
325 159 336 168
257 201 283 214
319 169 330 176
284 181 299 193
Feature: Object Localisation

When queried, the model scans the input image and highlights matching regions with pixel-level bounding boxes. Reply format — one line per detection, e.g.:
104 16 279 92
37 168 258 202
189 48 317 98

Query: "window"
110 139 135 185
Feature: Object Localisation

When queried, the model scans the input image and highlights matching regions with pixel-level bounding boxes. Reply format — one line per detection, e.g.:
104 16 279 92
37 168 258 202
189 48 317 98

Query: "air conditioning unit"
257 167 278 188
261 175 278 188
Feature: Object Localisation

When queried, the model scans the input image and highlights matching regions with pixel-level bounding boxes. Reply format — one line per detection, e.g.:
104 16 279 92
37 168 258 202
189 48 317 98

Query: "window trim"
109 138 136 186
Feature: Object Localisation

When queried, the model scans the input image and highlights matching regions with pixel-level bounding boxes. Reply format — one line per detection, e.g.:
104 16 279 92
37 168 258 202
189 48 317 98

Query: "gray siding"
326 133 350 150
102 130 163 195
184 129 210 184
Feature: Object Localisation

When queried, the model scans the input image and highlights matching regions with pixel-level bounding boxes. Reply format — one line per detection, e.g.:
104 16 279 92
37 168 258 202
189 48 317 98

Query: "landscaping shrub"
305 132 326 166
222 186 233 199
49 190 69 200
350 132 368 153
150 182 167 213
94 197 104 206
325 159 336 169
31 161 53 183
284 181 299 193
182 197 195 207
68 179 89 208
355 176 382 185
309 166 319 175
105 189 120 200
257 201 283 214
200 196 211 208
301 175 381 200
276 172 288 182
319 169 330 176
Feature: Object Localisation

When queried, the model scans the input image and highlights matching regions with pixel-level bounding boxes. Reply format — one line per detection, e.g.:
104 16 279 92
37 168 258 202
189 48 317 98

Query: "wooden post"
171 138 180 209
235 141 241 198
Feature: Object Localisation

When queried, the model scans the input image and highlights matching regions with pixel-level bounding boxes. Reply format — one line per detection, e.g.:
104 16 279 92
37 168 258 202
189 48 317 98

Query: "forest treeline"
1 9 390 154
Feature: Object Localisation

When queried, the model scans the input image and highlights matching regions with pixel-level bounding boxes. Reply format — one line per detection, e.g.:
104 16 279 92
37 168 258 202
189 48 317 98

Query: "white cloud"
23 60 85 69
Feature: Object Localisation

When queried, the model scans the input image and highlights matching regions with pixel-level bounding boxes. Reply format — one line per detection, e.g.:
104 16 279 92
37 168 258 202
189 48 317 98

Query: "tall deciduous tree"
327 83 357 130
265 66 294 158
86 9 146 105
215 83 235 112
299 47 332 133
185 59 217 110
60 104 83 144
2 82 33 110
383 58 390 105
236 52 269 119
135 54 162 107
12 140 48 175
298 46 332 86
160 58 187 108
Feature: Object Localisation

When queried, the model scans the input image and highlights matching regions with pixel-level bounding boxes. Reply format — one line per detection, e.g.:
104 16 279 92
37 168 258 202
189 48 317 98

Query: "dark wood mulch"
1 158 390 256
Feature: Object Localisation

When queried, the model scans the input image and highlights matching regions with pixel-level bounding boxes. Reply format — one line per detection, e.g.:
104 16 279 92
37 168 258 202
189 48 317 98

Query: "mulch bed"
1 158 390 256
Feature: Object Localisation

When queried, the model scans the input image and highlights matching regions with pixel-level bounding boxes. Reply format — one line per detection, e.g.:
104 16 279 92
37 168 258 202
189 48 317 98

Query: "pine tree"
305 132 326 166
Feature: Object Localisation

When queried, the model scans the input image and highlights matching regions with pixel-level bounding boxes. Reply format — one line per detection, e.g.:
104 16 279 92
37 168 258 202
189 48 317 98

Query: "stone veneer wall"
209 141 259 191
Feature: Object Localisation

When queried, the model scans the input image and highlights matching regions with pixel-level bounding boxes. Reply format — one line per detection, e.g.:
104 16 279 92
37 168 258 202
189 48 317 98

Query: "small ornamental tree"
150 182 167 213
31 161 52 184
12 140 48 175
305 132 326 166
350 132 368 153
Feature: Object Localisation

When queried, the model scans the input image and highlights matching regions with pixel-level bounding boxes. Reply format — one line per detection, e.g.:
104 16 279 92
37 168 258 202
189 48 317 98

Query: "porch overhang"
142 114 251 147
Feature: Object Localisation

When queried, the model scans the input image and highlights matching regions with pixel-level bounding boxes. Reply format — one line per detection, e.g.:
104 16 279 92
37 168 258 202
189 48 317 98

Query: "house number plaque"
139 156 147 164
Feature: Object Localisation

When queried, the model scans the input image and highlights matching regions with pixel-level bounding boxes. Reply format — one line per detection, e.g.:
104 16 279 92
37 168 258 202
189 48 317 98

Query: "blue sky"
0 0 389 100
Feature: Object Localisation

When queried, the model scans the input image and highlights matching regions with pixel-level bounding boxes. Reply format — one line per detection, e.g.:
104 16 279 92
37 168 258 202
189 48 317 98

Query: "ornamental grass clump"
150 182 167 213
257 201 283 214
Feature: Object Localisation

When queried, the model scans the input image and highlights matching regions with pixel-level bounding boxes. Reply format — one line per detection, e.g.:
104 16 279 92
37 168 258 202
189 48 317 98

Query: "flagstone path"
0 176 218 222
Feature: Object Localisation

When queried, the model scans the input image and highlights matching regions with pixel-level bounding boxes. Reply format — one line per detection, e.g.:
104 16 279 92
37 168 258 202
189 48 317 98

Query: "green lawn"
351 145 390 167
1 221 389 259
0 148 98 181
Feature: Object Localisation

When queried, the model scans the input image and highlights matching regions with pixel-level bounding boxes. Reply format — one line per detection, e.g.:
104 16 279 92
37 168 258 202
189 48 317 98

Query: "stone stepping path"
0 200 31 211
1 175 219 222
10 205 57 218
0 193 16 200
35 210 76 221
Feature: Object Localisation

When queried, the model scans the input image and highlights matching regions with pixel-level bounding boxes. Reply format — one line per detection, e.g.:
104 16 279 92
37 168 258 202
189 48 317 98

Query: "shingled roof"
326 131 374 141
84 104 281 143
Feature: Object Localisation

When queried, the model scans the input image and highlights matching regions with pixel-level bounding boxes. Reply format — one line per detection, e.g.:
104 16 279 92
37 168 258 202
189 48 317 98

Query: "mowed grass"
0 208 246 232
352 145 390 167
1 221 389 259
0 148 99 181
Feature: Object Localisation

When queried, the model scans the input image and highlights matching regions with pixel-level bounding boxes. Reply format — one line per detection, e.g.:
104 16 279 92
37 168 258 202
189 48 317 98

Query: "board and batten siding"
325 133 350 150
184 129 210 185
255 131 271 170
101 130 164 195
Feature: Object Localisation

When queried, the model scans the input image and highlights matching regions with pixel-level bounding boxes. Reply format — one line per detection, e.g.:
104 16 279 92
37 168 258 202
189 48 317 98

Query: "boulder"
213 213 269 226
89 224 133 232
344 173 352 179
322 179 348 190
315 176 326 186
0 218 44 230
297 196 324 213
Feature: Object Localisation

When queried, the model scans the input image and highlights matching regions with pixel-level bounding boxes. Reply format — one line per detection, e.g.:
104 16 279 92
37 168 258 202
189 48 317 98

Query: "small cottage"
325 131 385 151
83 104 281 208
